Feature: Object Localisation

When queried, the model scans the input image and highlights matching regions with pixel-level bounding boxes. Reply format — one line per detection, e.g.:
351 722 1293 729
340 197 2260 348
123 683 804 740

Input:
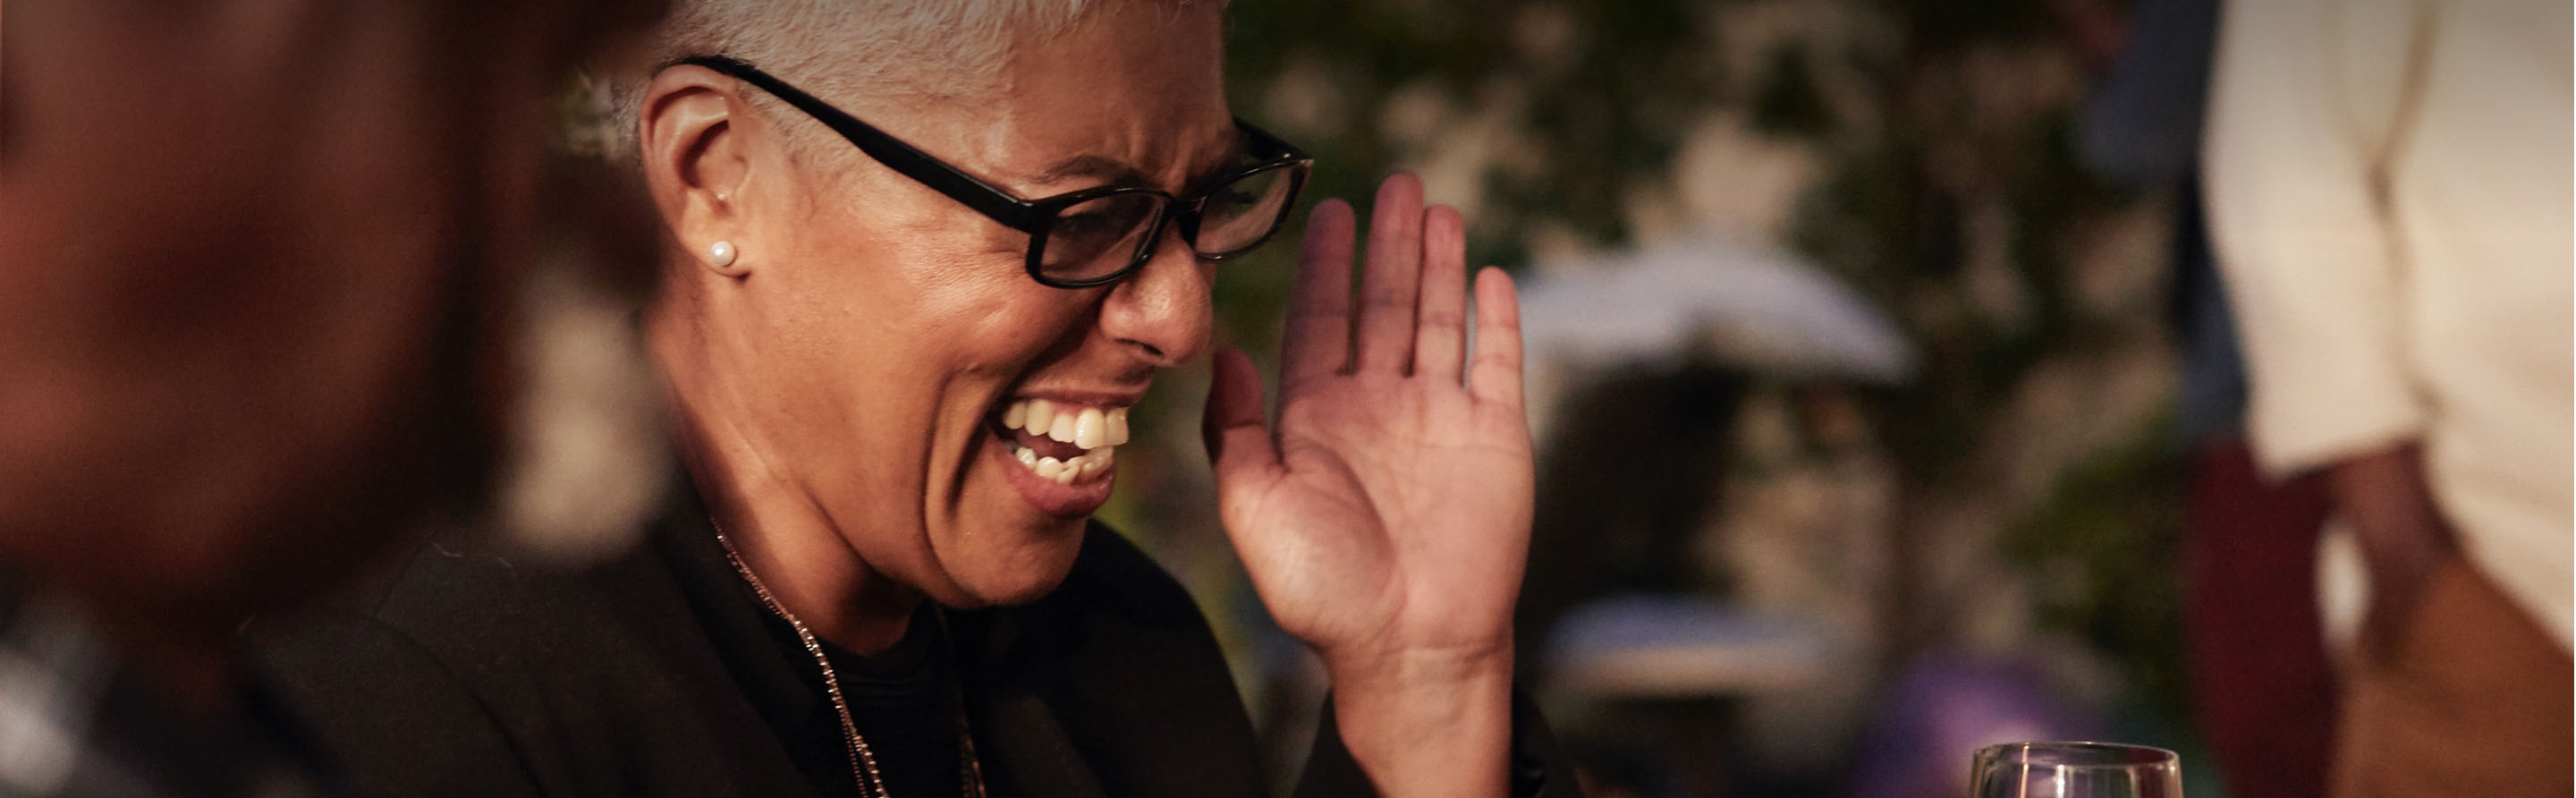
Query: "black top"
775 603 967 798
248 497 1579 798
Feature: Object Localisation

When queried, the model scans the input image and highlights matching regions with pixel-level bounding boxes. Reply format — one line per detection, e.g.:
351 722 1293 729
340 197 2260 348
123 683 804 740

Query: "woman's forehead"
989 3 1234 189
817 5 1232 197
739 0 1234 203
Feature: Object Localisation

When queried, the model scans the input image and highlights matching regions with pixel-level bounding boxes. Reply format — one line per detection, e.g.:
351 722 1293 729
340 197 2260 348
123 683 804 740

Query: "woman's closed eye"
1208 184 1263 211
1055 210 1127 239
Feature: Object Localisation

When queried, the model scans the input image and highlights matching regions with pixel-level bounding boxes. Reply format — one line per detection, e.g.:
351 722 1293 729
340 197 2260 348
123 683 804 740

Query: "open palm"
1202 174 1534 669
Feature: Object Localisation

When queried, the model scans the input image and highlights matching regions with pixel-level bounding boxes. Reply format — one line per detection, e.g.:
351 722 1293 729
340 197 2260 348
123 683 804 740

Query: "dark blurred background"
1088 1 2228 795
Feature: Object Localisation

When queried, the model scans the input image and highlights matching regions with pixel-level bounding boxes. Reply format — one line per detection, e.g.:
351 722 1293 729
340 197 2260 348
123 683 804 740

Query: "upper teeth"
1002 399 1129 485
1004 399 1129 449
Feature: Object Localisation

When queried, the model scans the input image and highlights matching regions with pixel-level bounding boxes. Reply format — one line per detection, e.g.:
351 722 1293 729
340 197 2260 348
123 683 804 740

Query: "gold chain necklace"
714 531 988 798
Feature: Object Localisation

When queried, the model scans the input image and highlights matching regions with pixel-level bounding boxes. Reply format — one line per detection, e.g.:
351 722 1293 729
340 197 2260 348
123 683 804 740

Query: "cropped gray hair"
658 0 1100 98
606 0 1209 164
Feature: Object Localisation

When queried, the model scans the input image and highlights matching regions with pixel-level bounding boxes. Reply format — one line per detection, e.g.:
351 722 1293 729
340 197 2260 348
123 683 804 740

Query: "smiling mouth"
994 398 1130 485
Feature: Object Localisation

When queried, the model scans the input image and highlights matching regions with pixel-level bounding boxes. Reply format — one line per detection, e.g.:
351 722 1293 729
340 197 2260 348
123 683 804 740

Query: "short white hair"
659 0 1100 97
606 0 1207 163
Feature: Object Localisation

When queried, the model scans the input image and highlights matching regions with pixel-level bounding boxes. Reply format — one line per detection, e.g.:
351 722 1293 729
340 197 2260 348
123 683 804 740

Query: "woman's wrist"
1323 645 1517 798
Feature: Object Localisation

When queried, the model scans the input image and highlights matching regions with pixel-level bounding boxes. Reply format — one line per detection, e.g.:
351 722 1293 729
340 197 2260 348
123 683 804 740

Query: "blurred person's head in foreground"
630 0 1302 644
0 1 663 701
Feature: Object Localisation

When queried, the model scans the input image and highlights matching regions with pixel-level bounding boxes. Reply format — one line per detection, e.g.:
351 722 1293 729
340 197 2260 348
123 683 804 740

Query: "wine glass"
1969 742 2182 798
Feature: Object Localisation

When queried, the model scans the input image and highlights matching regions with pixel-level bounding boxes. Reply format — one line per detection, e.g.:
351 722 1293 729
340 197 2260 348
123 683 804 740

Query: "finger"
1353 173 1425 373
1281 199 1355 386
1468 267 1524 406
1411 205 1470 383
1202 345 1284 487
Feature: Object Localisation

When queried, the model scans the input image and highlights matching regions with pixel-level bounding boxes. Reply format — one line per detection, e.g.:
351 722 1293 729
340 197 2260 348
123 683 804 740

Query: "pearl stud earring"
709 241 737 268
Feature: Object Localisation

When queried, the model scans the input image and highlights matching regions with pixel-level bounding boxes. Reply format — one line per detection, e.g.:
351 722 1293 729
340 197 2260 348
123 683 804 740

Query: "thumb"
1202 346 1281 490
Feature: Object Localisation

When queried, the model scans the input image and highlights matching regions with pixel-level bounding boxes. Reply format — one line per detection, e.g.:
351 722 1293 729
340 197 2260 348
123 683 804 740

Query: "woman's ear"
640 65 758 277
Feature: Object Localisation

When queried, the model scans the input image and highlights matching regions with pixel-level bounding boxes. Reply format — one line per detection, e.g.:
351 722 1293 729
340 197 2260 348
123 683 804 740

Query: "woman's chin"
936 438 1101 607
938 518 1090 607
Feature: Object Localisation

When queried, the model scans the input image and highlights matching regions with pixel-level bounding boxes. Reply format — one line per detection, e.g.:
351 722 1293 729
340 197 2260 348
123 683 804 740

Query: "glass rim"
670 54 1314 291
1029 159 1309 287
1972 741 2181 770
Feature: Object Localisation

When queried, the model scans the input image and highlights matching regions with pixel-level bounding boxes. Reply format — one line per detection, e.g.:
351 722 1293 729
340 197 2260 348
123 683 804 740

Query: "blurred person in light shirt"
0 3 662 795
2203 1 2571 796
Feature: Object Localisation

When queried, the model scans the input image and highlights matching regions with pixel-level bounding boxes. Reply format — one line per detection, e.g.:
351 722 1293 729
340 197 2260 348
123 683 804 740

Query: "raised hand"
1202 174 1531 797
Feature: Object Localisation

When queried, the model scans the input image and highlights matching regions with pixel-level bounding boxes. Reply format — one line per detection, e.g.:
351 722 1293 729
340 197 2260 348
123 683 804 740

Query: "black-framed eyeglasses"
678 55 1315 289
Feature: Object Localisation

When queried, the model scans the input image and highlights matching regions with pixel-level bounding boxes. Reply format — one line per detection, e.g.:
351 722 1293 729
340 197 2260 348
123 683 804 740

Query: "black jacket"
250 505 1578 798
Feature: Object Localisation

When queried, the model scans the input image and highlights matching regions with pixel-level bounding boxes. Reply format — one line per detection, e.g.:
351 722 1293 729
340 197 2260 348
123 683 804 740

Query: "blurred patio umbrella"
1514 238 1919 795
1513 237 1915 428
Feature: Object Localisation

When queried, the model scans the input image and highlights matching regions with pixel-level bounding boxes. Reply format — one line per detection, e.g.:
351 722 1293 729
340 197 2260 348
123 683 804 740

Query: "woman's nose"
1097 231 1212 368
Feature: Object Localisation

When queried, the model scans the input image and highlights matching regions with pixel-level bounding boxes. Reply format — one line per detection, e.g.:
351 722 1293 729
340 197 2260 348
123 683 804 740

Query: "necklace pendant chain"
716 530 987 798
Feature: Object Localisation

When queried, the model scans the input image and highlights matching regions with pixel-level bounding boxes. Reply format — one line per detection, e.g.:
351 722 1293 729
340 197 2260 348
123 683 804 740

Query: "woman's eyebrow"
1035 154 1152 187
1032 135 1253 191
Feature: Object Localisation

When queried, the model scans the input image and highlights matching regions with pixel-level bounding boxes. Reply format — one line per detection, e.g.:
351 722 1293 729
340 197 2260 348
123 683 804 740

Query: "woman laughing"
259 3 1575 796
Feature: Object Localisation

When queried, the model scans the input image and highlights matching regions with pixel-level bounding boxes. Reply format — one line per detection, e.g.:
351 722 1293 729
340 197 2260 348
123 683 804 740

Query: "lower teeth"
1011 444 1113 485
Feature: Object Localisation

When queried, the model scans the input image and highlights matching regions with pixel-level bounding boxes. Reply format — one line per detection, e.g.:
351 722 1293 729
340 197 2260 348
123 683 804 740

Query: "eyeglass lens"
1033 165 1301 284
1195 166 1300 256
1037 192 1169 282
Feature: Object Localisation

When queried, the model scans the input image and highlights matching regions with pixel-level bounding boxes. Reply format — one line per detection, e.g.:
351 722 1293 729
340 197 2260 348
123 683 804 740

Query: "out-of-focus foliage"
1197 0 2172 674
1226 2 1728 262
1996 414 2190 716
1114 0 2190 786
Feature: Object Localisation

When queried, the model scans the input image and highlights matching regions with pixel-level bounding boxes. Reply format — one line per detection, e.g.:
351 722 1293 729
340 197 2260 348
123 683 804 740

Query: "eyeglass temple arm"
674 55 1052 232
